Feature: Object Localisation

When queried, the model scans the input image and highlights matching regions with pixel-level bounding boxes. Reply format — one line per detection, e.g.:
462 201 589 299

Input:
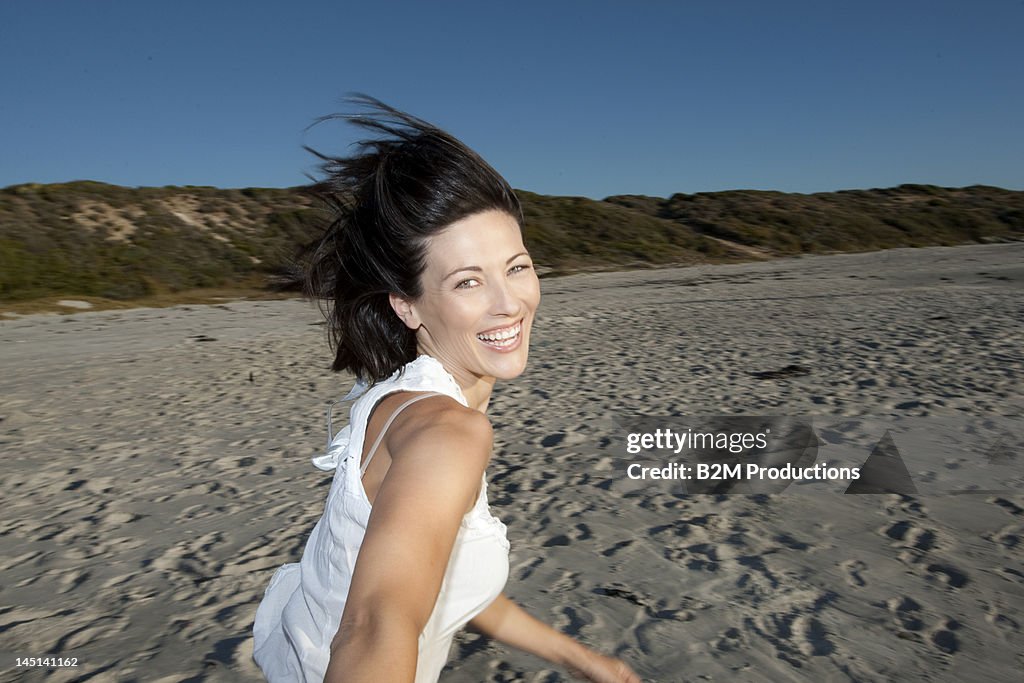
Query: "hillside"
0 181 1020 304
606 184 1024 254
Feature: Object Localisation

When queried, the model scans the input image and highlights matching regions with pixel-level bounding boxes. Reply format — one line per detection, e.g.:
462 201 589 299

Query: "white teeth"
477 322 521 343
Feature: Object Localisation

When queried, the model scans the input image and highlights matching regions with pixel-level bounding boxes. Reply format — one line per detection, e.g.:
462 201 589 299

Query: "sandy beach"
1 242 1021 682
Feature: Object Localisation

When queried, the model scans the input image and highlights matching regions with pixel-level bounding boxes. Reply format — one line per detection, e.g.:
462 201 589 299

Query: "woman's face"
394 209 541 386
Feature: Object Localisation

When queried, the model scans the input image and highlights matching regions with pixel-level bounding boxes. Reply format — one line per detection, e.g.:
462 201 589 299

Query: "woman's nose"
489 279 520 316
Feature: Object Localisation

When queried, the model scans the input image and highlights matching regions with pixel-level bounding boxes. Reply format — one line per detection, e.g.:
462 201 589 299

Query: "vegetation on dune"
1 181 1020 304
518 190 729 273
0 182 321 301
605 184 1024 255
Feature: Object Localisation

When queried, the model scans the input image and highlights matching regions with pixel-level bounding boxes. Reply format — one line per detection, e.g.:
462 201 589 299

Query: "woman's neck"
456 373 496 413
416 351 495 413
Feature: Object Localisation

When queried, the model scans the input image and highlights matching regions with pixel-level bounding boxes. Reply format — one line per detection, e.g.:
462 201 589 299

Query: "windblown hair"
299 94 523 383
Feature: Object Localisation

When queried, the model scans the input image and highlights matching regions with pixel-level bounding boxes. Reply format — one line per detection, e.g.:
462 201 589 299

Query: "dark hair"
299 94 523 383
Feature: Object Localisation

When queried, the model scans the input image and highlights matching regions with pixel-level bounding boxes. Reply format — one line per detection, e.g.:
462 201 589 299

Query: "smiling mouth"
476 320 523 349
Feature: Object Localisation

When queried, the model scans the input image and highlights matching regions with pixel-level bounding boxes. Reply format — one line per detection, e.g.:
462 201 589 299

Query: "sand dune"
1 243 1021 682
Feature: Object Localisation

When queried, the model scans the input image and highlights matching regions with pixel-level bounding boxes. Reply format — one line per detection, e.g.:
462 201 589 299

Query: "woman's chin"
478 348 530 381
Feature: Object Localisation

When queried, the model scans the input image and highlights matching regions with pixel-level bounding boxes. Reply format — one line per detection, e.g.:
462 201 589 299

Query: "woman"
252 95 640 683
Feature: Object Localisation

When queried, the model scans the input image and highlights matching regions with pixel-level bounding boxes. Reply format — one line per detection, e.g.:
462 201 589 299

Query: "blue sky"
1 0 1021 199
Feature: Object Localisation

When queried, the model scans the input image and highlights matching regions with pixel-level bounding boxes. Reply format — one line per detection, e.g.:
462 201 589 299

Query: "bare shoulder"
368 392 491 523
385 392 493 466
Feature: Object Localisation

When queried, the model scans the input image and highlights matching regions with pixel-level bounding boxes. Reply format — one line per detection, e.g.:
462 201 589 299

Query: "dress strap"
360 392 443 478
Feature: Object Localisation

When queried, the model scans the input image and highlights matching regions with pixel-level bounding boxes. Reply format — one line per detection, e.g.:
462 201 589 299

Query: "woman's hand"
468 594 641 683
565 646 642 683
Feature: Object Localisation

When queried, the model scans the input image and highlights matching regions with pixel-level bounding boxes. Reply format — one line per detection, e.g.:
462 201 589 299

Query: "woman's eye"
456 278 480 289
509 264 532 275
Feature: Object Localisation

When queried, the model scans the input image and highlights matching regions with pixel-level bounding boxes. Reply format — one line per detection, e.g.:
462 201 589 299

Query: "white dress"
252 355 510 682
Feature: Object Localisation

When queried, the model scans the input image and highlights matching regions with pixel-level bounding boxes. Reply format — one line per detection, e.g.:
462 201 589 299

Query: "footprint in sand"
886 595 927 633
929 618 961 654
740 590 839 667
881 520 940 551
991 524 1020 549
592 583 648 610
52 614 130 651
794 615 835 657
992 497 1023 516
58 568 91 594
600 539 634 557
926 563 969 589
552 604 593 636
542 522 592 547
513 555 545 581
984 603 1020 633
149 531 225 587
841 559 868 587
549 570 582 593
450 631 499 661
712 625 745 652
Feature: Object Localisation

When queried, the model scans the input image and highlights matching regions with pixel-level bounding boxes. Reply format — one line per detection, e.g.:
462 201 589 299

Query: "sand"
1 243 1021 682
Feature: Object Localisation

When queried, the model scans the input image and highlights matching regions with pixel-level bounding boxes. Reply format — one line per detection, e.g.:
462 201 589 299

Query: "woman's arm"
323 400 493 683
468 594 641 682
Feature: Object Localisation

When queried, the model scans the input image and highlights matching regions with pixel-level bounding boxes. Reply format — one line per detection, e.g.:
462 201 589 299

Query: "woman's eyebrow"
442 252 529 281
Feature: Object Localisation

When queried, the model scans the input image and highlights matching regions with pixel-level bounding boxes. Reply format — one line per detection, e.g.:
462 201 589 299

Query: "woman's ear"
388 293 422 330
